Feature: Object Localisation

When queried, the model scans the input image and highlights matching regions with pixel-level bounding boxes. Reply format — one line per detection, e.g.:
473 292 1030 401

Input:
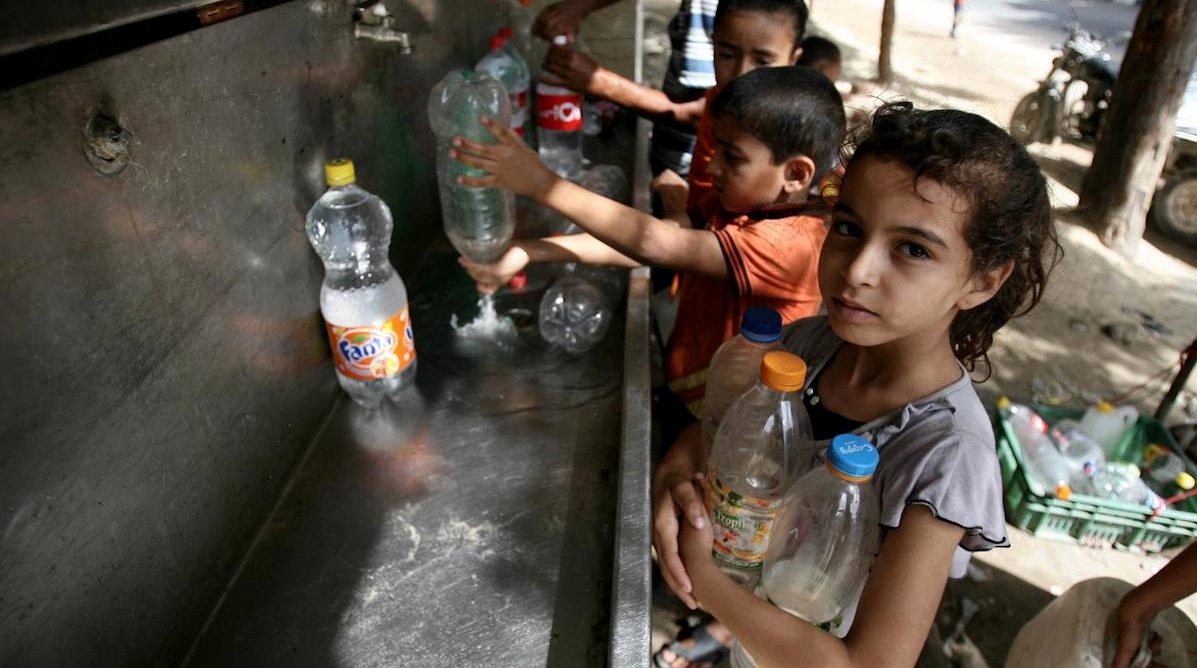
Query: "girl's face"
819 155 995 349
712 11 802 87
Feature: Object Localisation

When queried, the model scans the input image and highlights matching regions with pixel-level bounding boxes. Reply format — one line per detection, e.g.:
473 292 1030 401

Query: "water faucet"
353 0 412 53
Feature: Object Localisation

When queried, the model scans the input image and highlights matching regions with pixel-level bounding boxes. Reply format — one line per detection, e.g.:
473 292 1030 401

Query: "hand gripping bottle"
731 435 881 667
706 351 816 591
429 69 516 264
306 159 417 408
701 307 783 459
477 33 530 138
536 35 584 180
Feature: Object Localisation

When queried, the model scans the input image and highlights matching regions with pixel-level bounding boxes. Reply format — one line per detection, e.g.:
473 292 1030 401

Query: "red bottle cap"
489 35 505 50
508 272 528 290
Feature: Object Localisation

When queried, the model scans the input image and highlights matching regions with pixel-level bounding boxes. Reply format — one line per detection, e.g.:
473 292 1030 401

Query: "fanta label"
325 308 416 382
537 92 583 131
705 465 785 570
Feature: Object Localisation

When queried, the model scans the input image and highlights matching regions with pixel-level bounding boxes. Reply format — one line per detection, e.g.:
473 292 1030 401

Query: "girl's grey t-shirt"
782 316 1010 580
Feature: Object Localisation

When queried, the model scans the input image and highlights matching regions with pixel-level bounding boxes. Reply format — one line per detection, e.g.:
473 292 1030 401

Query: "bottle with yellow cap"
306 158 416 408
705 351 816 591
729 435 881 666
1079 401 1139 457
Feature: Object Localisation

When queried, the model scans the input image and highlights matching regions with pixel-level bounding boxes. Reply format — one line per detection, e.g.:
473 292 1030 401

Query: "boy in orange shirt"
542 0 811 217
453 65 845 418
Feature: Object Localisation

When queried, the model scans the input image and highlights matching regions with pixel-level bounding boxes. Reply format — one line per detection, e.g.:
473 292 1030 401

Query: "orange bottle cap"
759 351 807 392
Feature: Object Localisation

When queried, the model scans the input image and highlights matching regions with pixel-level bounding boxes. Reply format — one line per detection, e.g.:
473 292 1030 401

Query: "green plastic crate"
995 403 1197 552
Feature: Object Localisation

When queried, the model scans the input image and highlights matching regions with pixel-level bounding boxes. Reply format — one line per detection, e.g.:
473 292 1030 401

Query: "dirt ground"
578 0 1197 664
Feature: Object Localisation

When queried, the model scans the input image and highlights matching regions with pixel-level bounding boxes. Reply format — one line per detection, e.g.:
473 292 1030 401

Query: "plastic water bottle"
429 68 515 264
701 307 783 458
730 435 881 667
538 271 611 354
1142 444 1187 485
537 36 584 180
477 34 529 138
305 159 417 408
996 397 1048 450
1049 419 1106 477
1079 401 1139 456
706 352 816 591
503 2 534 62
1087 463 1163 511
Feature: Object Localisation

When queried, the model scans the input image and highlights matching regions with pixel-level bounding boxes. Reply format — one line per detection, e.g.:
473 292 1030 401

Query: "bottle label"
325 308 416 381
705 465 785 569
537 91 583 131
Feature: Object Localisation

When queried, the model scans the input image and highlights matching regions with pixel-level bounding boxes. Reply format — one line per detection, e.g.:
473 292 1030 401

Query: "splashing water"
450 294 517 340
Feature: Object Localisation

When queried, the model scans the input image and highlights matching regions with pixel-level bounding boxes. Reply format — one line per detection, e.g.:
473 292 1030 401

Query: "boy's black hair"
796 36 841 66
709 65 845 181
844 102 1063 376
714 0 809 48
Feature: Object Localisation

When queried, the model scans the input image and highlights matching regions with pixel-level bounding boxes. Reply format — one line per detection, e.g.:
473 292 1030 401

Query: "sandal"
653 624 730 668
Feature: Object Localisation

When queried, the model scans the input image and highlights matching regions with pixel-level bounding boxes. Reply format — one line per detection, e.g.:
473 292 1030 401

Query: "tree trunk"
878 0 896 83
1077 0 1197 258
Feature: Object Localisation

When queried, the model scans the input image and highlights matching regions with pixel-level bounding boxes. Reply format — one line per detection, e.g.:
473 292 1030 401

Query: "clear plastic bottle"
1088 462 1163 511
701 307 784 459
504 2 534 63
996 396 1048 451
428 68 516 264
306 159 417 408
1050 419 1106 478
1142 444 1187 485
538 270 611 354
477 34 530 138
537 36 584 180
706 351 816 591
730 435 881 667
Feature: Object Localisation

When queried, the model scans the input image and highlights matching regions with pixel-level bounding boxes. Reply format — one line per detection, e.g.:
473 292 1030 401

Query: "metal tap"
353 0 412 53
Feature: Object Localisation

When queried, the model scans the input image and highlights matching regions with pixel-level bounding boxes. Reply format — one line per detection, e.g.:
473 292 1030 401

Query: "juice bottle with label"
306 158 417 408
706 351 815 590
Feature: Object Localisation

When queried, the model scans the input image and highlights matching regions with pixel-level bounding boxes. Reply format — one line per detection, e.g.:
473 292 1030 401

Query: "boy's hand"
653 471 709 609
543 44 600 94
452 117 559 200
458 246 531 296
533 1 588 40
651 169 690 218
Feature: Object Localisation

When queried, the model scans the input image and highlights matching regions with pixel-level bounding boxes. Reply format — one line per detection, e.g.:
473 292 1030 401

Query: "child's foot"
653 622 733 668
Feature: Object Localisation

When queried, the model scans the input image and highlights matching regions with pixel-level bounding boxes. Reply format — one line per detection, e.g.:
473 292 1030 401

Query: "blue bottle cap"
740 306 782 343
827 434 879 481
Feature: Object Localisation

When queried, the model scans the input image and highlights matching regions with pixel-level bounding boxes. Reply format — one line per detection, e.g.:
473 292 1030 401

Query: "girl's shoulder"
868 378 1009 563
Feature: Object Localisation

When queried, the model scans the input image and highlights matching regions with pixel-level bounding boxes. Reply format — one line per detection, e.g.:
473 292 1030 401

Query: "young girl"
652 102 1062 668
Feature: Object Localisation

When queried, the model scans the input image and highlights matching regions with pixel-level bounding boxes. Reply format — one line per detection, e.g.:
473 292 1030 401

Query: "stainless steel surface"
0 1 513 666
0 0 206 56
184 263 624 667
608 7 654 658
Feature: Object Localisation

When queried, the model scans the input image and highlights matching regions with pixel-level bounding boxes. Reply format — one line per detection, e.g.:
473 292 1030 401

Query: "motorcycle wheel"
1150 169 1197 245
1010 92 1046 145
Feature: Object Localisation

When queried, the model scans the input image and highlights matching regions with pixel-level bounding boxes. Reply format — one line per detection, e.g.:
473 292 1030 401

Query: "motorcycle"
1009 22 1120 145
1011 22 1197 245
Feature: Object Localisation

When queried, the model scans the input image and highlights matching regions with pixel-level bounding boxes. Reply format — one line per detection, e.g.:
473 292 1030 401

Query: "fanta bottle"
306 158 417 408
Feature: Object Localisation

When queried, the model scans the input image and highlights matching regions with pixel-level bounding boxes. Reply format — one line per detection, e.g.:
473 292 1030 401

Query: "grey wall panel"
0 1 502 665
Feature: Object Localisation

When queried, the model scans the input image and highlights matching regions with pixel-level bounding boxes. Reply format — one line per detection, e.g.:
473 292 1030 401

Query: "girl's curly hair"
843 102 1063 377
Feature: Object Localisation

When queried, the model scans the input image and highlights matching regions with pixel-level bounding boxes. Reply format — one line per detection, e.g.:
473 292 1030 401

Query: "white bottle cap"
552 35 568 46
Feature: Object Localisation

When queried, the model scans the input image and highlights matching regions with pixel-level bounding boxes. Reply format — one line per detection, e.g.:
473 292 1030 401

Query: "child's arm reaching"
678 499 964 668
452 117 728 279
459 234 640 295
542 44 707 132
1111 541 1197 668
